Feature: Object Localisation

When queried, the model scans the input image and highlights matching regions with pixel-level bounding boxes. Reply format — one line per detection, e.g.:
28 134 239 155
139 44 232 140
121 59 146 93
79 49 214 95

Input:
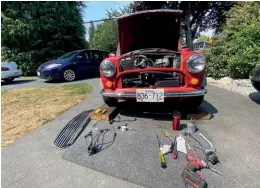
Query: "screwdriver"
159 151 167 168
156 135 167 168
172 136 178 159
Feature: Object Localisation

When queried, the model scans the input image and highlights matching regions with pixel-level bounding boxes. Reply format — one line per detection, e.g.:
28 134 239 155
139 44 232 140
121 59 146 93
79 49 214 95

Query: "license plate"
136 89 164 102
37 72 40 76
14 72 18 76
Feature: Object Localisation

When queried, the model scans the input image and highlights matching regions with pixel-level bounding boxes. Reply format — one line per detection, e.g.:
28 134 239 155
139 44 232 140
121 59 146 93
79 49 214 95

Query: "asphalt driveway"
2 78 260 188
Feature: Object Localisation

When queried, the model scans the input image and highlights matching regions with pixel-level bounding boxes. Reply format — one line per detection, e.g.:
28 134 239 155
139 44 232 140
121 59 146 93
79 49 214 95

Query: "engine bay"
120 54 183 88
120 54 181 71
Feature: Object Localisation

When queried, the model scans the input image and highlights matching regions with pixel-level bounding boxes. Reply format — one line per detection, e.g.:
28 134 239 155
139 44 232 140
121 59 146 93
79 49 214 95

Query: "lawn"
1 83 92 148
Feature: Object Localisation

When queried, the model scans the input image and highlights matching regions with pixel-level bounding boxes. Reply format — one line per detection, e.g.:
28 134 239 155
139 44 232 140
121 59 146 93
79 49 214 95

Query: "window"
85 51 92 59
92 51 103 59
102 51 109 58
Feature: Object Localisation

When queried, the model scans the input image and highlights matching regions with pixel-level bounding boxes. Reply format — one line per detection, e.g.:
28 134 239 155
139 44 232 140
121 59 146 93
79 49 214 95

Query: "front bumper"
37 69 62 80
101 88 207 99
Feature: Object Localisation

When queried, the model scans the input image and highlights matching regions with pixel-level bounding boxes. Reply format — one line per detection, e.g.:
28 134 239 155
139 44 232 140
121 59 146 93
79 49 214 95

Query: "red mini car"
99 10 207 107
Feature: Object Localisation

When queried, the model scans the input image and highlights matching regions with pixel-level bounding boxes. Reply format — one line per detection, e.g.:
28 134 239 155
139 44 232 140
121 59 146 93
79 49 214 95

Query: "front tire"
103 96 118 106
63 69 76 82
3 78 15 83
184 96 204 110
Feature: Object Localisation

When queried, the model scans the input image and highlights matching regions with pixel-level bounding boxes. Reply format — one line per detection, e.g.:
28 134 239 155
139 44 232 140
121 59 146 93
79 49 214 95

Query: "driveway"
1 76 100 91
2 78 260 188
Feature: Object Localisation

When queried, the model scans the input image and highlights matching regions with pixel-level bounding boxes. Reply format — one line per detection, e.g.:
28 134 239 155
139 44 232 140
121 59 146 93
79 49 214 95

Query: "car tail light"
1 67 9 71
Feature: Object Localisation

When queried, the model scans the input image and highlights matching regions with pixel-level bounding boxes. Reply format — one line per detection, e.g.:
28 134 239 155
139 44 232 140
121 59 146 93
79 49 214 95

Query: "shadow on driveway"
43 74 100 84
118 99 218 121
1 79 36 86
249 92 260 104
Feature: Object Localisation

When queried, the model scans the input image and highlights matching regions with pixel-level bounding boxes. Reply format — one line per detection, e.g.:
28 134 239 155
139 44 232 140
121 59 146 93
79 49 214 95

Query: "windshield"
58 51 79 60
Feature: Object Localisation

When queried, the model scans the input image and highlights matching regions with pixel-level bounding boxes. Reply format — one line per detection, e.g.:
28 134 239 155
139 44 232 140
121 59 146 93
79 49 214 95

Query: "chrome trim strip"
101 89 207 98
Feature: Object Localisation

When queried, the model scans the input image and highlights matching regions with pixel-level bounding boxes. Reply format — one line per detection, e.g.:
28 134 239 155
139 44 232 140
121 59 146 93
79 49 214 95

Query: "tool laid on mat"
182 168 207 188
112 122 139 132
161 130 178 159
187 133 219 165
85 128 117 156
172 136 178 159
156 135 167 168
186 151 223 176
182 151 223 188
198 133 219 165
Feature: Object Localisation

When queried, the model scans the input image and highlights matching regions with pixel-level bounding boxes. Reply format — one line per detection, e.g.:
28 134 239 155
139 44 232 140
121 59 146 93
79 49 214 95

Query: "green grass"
63 83 93 95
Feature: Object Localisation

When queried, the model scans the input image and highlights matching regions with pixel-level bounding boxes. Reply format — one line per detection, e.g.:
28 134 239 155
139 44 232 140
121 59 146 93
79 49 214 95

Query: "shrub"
205 2 260 79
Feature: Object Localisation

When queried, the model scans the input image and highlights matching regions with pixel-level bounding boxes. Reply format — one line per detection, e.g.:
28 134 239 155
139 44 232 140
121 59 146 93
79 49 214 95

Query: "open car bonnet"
117 9 183 55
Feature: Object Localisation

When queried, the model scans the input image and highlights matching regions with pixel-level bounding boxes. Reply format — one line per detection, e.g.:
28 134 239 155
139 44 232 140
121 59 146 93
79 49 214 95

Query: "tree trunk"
184 2 193 50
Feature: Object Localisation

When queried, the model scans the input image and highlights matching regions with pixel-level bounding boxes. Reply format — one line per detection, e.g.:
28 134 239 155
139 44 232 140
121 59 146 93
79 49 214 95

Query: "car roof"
78 49 110 53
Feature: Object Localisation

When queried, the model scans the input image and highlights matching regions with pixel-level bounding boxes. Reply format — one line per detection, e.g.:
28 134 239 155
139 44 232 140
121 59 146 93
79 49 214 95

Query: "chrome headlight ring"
100 60 116 77
186 54 206 73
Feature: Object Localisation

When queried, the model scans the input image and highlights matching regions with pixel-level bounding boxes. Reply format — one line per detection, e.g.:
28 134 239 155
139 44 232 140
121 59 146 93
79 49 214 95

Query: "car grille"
121 71 184 88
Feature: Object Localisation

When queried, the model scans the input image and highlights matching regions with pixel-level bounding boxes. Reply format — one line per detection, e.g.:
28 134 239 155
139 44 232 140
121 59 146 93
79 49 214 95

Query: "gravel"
207 77 259 97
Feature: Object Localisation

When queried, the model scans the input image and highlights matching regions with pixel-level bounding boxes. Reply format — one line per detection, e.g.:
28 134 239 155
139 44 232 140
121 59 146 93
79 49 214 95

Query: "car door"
72 50 89 76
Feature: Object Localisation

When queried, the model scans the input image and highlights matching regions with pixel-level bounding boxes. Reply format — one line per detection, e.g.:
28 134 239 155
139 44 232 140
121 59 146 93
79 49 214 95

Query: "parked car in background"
1 62 23 83
250 65 260 92
37 49 109 82
99 10 207 107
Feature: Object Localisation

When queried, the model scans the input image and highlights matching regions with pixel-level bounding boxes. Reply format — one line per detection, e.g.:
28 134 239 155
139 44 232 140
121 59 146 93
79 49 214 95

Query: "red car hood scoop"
117 10 183 55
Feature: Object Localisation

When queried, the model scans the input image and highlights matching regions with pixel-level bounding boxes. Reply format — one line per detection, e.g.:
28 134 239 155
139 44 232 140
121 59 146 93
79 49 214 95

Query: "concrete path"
2 78 260 188
1 76 99 91
2 78 144 188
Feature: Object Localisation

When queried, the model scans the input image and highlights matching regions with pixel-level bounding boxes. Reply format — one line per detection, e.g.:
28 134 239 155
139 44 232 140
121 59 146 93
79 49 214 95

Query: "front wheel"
3 78 15 83
63 69 76 82
103 96 118 107
183 96 204 110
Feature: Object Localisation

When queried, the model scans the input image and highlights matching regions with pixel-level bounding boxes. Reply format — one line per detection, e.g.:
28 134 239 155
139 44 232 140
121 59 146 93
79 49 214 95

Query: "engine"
120 54 183 88
120 54 181 70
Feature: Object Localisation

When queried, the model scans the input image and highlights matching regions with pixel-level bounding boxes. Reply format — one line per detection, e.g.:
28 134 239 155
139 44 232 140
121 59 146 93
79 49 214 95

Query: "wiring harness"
85 128 117 156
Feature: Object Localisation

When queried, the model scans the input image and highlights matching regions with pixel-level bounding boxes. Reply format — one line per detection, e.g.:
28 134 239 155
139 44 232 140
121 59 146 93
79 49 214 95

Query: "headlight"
45 64 62 69
186 54 206 73
100 60 116 77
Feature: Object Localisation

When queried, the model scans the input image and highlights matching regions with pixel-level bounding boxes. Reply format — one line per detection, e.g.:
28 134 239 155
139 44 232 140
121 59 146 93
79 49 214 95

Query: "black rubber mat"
62 117 224 188
54 110 93 149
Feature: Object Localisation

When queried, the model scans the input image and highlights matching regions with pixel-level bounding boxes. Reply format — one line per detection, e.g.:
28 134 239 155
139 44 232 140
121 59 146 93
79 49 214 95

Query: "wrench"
199 133 216 152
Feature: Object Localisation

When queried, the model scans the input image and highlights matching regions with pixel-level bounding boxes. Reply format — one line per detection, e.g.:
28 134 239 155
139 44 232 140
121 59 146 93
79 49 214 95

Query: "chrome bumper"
101 89 207 98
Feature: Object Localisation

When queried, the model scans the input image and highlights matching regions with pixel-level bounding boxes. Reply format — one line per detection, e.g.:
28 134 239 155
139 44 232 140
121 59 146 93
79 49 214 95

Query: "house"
193 40 211 51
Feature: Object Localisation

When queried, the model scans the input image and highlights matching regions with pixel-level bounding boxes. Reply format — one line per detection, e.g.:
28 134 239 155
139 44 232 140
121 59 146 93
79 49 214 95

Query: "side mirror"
76 55 83 60
109 53 116 58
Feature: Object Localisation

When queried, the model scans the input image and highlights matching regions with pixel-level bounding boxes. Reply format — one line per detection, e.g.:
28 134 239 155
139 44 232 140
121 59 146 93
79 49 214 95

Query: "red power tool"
182 152 223 188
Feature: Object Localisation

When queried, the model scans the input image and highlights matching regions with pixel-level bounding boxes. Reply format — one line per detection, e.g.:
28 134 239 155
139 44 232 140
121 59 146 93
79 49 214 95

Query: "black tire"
183 96 204 110
63 69 76 82
103 96 118 106
3 78 15 83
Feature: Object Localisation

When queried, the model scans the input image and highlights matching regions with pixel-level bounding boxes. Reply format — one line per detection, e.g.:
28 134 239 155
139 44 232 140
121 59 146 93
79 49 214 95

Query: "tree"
89 6 130 52
205 2 260 79
1 1 87 75
88 21 96 48
196 34 210 42
129 1 235 49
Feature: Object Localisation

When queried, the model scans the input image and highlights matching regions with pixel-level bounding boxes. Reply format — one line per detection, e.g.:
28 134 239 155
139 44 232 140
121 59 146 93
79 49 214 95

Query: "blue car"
37 49 109 81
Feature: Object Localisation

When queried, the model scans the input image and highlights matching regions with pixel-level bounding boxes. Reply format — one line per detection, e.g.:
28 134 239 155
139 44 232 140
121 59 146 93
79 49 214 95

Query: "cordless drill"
181 152 207 188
